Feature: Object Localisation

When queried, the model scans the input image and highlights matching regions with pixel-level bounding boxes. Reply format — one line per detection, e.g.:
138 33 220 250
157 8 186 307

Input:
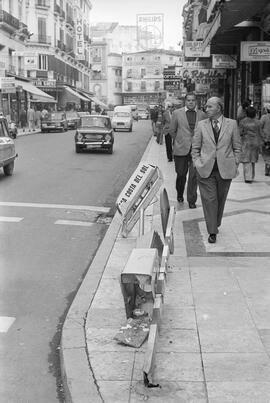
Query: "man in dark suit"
162 103 173 161
192 97 242 243
170 93 206 208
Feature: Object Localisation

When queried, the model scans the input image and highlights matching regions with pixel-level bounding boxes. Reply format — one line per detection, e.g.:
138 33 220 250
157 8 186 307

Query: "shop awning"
90 96 109 109
64 86 90 102
15 79 56 103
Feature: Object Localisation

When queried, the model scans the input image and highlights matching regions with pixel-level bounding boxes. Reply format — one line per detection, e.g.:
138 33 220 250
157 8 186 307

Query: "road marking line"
55 220 94 227
0 316 15 333
0 202 110 213
0 216 23 222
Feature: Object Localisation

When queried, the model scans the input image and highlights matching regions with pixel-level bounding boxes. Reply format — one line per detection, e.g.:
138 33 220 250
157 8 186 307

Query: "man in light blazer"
192 97 241 243
170 93 207 208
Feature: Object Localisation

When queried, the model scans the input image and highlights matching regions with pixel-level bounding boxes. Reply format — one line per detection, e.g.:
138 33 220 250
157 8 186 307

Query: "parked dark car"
66 111 80 130
0 116 17 176
74 115 114 154
41 112 68 132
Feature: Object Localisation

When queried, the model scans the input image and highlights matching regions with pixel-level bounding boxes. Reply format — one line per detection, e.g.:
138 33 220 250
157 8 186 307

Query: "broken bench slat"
143 323 158 383
165 206 175 254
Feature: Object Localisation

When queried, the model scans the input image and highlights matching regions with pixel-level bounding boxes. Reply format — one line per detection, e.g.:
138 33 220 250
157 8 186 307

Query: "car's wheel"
3 161 14 176
129 125 133 132
113 128 116 132
75 145 82 153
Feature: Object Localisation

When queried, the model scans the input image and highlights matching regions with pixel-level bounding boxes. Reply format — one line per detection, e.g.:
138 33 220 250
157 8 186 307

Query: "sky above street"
91 0 186 50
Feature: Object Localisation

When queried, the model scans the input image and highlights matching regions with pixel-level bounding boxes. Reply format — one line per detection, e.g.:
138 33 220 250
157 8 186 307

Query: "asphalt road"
0 119 152 403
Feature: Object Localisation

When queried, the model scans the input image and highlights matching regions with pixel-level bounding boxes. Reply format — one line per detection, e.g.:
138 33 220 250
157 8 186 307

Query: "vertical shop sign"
76 18 85 60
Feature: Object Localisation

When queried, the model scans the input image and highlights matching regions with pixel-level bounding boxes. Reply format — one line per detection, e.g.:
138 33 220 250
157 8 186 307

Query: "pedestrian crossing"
0 215 107 227
0 216 23 222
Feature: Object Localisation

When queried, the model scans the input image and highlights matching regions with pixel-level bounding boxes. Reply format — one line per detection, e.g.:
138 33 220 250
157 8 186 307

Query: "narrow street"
0 120 152 403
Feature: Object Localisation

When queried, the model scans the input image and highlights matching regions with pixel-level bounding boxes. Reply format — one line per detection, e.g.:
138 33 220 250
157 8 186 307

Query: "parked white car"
111 111 133 132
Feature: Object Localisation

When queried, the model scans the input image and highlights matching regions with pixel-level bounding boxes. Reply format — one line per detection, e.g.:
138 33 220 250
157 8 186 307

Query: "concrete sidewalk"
61 136 270 403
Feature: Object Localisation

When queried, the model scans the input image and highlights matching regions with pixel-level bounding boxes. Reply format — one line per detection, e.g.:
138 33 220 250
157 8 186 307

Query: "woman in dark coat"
239 106 263 183
19 108 27 131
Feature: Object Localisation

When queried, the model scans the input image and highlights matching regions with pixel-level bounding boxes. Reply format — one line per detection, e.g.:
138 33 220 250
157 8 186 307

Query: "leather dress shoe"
208 234 216 243
189 203 196 209
177 196 184 203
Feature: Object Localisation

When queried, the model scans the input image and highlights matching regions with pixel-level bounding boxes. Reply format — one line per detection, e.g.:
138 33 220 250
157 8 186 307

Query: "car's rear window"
66 112 78 118
47 113 64 121
80 116 111 128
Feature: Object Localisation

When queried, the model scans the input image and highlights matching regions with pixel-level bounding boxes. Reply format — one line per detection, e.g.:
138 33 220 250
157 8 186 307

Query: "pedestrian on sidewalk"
260 103 270 176
162 103 173 161
192 97 241 244
239 106 263 183
150 106 158 135
170 92 206 208
156 105 164 144
34 108 42 129
237 99 251 124
19 107 27 132
27 106 35 131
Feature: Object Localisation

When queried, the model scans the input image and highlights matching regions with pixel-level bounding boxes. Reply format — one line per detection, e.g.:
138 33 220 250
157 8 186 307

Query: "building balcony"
35 0 50 8
29 34 52 45
0 10 20 33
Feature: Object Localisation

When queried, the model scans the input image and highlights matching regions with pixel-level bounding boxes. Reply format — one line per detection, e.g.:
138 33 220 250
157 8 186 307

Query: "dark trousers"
197 169 231 234
174 154 197 203
164 133 172 161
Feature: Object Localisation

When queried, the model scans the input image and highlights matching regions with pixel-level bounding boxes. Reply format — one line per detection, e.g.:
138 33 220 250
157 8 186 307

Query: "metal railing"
0 10 20 30
30 34 52 45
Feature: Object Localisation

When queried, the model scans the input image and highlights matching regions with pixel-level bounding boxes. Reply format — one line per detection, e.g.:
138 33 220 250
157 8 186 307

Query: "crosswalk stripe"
0 316 15 333
0 202 110 213
55 220 94 227
0 216 23 222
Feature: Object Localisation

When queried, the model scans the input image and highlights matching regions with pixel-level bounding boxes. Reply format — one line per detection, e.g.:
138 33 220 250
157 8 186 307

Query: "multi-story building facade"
90 22 141 107
182 0 270 117
122 49 181 106
24 0 93 110
0 0 35 119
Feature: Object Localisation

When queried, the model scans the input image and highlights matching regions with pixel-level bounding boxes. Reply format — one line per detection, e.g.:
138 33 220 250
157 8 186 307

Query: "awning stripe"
15 79 56 102
64 86 90 102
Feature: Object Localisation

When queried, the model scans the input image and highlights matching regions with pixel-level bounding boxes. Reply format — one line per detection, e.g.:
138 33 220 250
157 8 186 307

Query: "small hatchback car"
66 111 80 130
41 112 68 132
111 111 133 132
0 116 17 176
75 115 114 154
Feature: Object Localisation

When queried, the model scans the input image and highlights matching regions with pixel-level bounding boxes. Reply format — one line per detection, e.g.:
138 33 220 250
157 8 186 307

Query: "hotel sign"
241 42 270 61
76 18 85 60
184 41 210 58
212 54 237 69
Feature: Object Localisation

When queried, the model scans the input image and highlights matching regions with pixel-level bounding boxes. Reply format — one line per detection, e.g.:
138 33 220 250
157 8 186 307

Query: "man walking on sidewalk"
170 92 206 208
27 106 35 131
192 97 241 244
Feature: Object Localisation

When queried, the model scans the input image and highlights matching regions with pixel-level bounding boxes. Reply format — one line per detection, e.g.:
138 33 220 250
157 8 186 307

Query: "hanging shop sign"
183 61 212 69
0 77 16 94
241 42 270 62
212 54 237 69
75 18 85 60
184 41 210 58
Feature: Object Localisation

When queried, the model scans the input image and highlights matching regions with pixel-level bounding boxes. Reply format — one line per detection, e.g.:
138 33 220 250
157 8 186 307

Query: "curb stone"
60 135 155 403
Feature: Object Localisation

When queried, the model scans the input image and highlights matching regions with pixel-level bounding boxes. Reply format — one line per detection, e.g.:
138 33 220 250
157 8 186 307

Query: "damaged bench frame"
119 187 175 386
